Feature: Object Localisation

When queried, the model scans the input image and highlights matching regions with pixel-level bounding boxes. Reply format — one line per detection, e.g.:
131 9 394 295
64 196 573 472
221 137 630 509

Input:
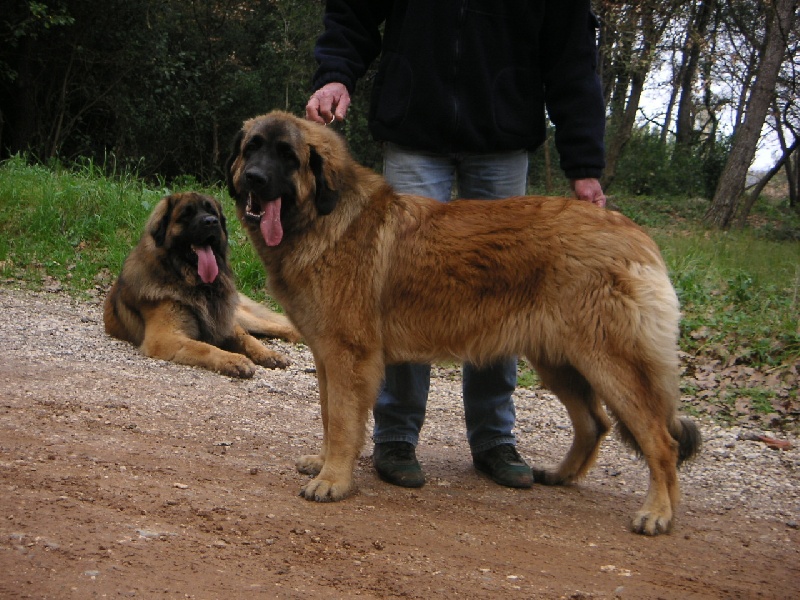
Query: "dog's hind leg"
235 293 302 342
227 324 291 369
588 361 682 535
620 414 679 535
139 303 258 378
531 363 611 485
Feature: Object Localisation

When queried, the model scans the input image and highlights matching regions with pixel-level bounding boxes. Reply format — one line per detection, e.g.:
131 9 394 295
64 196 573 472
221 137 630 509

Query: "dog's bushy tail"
617 416 701 467
671 417 701 466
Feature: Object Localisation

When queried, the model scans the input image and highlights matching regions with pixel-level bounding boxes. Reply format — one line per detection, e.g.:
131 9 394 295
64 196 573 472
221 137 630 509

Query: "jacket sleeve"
311 0 388 94
540 0 606 180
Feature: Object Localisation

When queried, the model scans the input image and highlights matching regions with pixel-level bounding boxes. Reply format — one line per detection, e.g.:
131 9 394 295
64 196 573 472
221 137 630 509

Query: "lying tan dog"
226 111 700 535
104 192 300 378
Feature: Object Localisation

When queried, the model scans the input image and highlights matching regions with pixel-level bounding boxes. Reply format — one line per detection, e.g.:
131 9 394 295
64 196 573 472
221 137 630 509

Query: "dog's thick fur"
104 192 300 378
226 111 701 535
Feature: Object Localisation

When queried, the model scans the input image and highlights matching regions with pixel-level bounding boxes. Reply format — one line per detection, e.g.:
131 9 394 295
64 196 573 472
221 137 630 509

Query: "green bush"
614 127 731 199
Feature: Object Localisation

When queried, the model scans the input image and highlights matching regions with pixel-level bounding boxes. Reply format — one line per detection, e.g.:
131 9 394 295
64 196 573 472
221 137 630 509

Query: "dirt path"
1 289 798 599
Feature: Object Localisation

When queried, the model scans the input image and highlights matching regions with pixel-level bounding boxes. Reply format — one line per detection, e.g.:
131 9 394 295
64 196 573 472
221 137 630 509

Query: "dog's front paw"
299 475 352 502
217 355 257 378
253 348 291 369
631 510 672 536
296 454 324 476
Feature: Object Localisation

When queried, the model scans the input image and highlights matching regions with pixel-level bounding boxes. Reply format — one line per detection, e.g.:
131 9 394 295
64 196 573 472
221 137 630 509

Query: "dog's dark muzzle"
200 214 219 228
189 214 222 245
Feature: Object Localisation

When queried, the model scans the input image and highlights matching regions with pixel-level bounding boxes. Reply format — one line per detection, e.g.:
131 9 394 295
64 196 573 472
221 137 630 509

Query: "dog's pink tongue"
194 245 219 284
260 198 283 247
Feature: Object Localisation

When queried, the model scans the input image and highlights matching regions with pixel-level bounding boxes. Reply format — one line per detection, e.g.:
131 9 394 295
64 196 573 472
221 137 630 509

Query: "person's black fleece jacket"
311 0 605 180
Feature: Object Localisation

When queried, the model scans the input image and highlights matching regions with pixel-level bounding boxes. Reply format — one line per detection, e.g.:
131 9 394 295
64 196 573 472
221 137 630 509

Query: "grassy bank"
0 155 272 305
1 156 798 429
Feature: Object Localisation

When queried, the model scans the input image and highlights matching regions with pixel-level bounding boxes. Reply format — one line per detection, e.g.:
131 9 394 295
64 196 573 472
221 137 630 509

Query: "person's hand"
306 82 351 124
571 178 606 208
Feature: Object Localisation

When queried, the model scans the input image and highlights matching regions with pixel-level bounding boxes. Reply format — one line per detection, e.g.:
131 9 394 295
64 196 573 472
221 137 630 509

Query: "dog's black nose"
201 215 219 228
245 169 268 187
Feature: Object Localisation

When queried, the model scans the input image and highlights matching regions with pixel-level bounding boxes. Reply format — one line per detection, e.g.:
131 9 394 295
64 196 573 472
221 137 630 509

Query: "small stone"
600 565 616 573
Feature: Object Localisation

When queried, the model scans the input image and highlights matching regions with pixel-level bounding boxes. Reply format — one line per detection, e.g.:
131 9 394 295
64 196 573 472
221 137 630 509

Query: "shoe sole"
375 468 426 488
473 463 534 489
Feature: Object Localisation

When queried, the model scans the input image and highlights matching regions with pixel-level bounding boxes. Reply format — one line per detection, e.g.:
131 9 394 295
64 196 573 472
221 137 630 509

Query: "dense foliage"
1 1 798 212
1 1 329 179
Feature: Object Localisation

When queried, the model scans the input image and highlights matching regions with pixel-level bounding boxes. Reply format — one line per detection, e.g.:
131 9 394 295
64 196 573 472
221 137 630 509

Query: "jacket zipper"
452 0 469 136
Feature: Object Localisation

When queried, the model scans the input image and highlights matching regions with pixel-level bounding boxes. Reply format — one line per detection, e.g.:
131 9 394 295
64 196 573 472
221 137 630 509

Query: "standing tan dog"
104 192 300 378
226 111 700 535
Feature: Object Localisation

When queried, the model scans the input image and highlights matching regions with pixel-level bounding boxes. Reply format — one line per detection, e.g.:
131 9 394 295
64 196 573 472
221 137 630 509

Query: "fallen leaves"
681 354 799 432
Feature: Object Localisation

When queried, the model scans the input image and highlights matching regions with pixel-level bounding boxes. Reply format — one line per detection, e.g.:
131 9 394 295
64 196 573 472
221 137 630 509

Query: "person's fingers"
305 95 325 123
316 90 336 124
571 178 606 208
585 189 606 208
308 91 335 123
306 83 351 124
331 92 351 122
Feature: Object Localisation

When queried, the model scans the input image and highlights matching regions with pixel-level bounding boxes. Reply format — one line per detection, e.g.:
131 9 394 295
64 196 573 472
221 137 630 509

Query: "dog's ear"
226 130 244 198
149 195 174 247
309 146 339 216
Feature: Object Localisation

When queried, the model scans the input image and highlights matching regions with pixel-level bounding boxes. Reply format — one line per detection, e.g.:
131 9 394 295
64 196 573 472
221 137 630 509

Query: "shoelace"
493 445 523 465
381 443 415 462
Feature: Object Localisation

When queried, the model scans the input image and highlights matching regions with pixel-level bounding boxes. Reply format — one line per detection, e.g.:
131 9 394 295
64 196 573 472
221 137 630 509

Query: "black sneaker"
472 444 534 489
373 442 425 488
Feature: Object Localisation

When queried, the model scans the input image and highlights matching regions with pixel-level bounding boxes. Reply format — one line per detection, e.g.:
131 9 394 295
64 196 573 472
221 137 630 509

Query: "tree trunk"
788 148 799 208
676 0 716 146
704 0 797 228
661 40 684 144
602 67 646 191
544 134 553 194
602 4 668 191
596 3 623 107
733 138 799 227
606 7 637 127
774 104 799 208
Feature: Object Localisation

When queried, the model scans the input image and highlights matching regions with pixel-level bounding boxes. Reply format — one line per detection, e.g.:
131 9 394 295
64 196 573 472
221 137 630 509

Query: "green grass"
1 157 799 401
665 237 799 366
0 155 272 303
516 362 539 389
612 195 800 368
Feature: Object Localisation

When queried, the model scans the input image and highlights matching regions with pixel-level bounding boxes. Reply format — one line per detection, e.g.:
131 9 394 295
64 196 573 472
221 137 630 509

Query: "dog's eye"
244 136 263 156
181 205 196 220
275 142 295 162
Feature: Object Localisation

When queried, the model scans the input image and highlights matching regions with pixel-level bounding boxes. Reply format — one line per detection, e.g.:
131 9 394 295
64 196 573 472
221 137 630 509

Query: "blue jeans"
373 143 528 454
